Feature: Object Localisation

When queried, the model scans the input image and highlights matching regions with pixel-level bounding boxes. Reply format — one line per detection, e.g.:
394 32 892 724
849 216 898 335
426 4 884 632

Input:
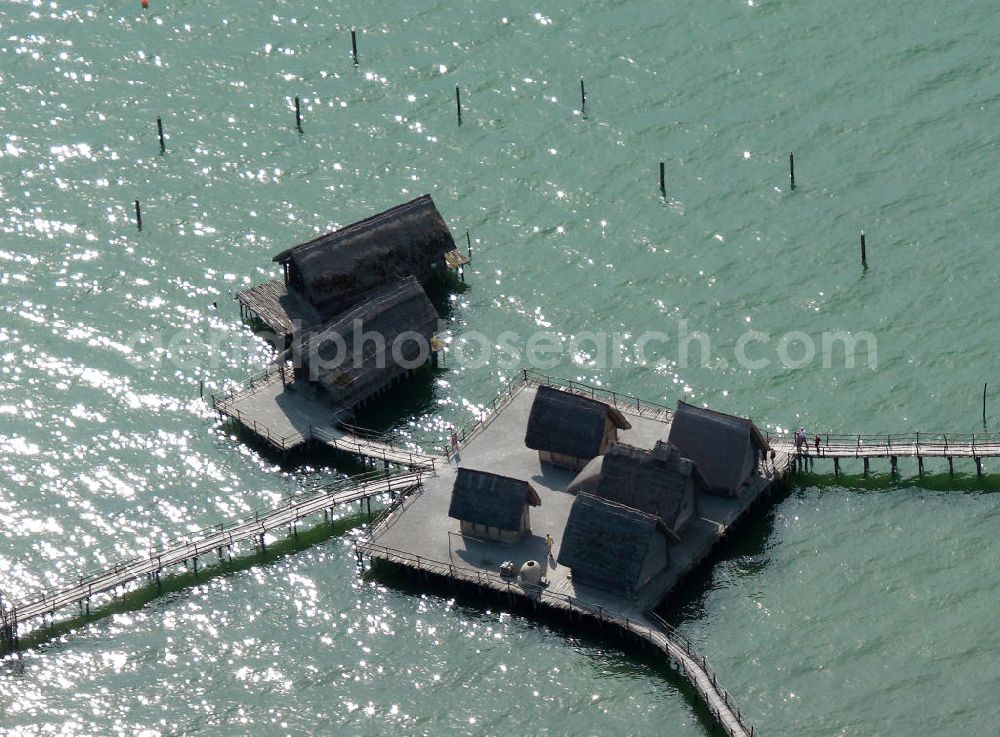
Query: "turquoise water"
3 0 1000 734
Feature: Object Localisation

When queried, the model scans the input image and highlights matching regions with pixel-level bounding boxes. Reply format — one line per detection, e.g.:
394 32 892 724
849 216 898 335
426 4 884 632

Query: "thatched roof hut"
273 195 461 319
291 276 439 413
523 386 632 471
558 493 669 599
667 401 769 497
448 468 541 543
565 441 705 534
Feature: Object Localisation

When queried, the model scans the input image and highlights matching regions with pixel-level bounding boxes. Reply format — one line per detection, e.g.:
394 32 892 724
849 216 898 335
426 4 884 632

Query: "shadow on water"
658 467 1000 626
364 563 737 737
2 514 373 663
351 364 438 434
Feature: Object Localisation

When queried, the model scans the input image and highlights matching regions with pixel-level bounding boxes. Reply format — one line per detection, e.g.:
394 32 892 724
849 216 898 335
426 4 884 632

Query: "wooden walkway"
0 472 424 653
771 431 1000 474
235 279 320 338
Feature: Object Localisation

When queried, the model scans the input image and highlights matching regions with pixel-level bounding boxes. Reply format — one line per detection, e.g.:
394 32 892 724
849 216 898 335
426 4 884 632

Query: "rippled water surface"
3 1 1000 734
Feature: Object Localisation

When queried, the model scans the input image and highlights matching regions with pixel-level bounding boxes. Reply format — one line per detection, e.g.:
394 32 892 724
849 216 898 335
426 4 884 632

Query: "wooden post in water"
351 29 358 66
983 382 988 424
659 161 666 196
455 86 462 126
157 116 166 154
789 152 795 190
860 230 867 267
295 96 302 132
465 228 473 262
134 200 142 231
580 79 586 115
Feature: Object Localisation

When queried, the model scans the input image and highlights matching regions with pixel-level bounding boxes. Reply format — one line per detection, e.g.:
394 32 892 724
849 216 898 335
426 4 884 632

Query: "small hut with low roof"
558 493 669 599
448 468 542 543
667 401 769 497
565 441 706 535
289 275 439 415
524 386 632 471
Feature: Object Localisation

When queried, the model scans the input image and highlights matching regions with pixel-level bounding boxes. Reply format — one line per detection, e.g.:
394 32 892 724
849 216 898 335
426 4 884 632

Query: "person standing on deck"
814 434 822 456
545 533 555 563
795 428 806 453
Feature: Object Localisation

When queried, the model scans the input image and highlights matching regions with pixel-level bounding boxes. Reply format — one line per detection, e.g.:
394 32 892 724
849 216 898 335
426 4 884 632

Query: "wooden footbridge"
770 431 1000 475
0 471 424 654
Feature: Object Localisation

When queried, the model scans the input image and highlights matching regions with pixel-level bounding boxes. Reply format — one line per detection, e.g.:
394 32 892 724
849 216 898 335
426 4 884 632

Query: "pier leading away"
0 472 423 651
772 432 1000 475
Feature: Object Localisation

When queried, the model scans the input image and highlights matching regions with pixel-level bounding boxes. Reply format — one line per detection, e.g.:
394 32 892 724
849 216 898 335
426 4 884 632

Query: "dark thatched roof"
524 385 632 459
667 401 769 494
559 493 666 597
447 468 541 531
274 195 457 316
293 276 439 409
565 442 705 529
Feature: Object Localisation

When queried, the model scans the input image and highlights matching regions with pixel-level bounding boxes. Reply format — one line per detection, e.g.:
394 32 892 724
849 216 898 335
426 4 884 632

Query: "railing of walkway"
3 471 422 631
311 427 438 471
357 541 755 737
767 430 1000 456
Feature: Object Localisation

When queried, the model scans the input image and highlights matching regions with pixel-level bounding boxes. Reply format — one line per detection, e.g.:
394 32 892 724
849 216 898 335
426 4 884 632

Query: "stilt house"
558 493 669 599
289 276 439 415
565 441 705 535
448 468 542 543
666 401 769 497
237 195 467 340
524 386 632 471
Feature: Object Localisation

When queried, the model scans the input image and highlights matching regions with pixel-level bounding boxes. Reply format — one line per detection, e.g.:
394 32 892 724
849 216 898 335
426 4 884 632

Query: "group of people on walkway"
795 427 824 456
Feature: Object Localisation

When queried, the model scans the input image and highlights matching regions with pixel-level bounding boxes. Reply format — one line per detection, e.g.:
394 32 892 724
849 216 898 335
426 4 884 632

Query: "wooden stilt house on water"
448 468 542 543
666 401 769 497
285 276 440 417
558 493 669 599
565 441 706 536
524 386 632 471
236 195 468 343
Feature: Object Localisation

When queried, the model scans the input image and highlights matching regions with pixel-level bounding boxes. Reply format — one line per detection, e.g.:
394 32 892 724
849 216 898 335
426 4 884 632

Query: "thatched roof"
274 195 456 315
559 493 666 597
667 401 769 493
448 468 541 531
565 442 705 529
524 386 632 458
292 276 439 409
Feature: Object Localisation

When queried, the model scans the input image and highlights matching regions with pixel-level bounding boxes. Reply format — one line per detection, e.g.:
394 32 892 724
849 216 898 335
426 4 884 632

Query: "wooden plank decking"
235 279 320 337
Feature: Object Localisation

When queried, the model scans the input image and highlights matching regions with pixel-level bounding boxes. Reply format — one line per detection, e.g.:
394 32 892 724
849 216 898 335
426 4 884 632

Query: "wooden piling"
134 200 142 231
861 231 867 266
295 96 302 132
157 116 165 154
918 456 924 475
466 228 473 261
455 85 462 126
890 455 897 473
789 152 795 190
863 457 869 474
833 457 840 476
983 383 988 424
580 78 586 114
659 161 666 196
351 29 358 66
948 456 954 475
976 457 983 475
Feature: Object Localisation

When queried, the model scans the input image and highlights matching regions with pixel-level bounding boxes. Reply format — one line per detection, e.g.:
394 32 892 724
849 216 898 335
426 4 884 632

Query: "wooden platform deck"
359 376 792 737
0 472 423 652
235 279 320 337
211 367 440 470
